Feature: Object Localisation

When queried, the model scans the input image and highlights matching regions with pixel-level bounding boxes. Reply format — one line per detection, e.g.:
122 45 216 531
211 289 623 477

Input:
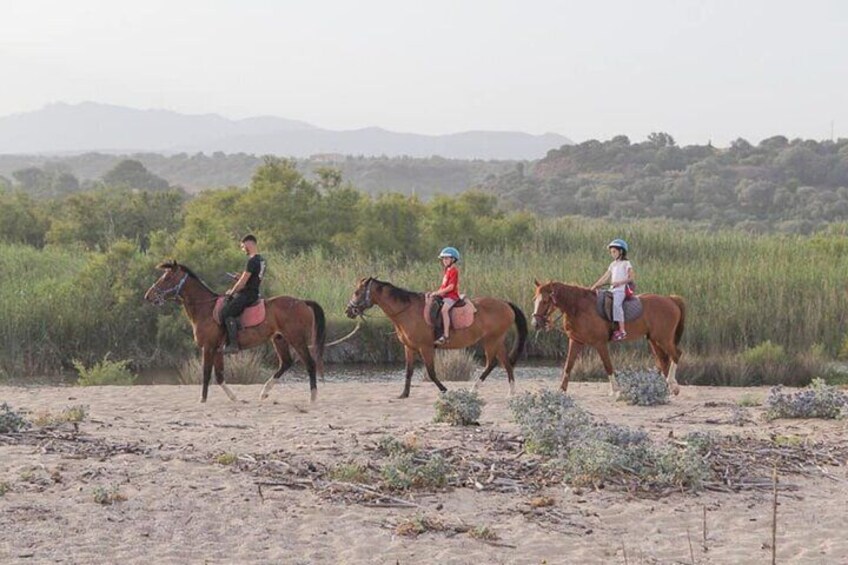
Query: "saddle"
596 291 643 324
213 297 266 328
424 295 477 338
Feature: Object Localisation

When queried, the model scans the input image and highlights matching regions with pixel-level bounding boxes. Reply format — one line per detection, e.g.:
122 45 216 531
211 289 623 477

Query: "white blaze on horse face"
533 295 543 318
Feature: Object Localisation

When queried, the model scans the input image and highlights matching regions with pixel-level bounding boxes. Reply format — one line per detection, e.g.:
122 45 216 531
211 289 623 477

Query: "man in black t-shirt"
221 234 267 354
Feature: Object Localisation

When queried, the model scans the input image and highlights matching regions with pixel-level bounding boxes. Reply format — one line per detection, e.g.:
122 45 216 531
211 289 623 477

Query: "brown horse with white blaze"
532 280 685 396
345 277 527 398
144 261 325 403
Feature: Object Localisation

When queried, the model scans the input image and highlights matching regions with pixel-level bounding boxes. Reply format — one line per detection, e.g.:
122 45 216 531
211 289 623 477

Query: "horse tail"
507 302 528 366
305 300 326 377
670 295 686 347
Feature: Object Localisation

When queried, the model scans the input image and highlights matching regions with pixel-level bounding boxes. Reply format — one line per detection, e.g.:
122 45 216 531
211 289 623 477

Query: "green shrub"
92 485 126 505
381 453 450 491
765 378 848 420
0 403 28 433
328 462 371 483
509 390 592 455
615 369 670 406
433 389 485 426
74 356 135 386
32 404 88 427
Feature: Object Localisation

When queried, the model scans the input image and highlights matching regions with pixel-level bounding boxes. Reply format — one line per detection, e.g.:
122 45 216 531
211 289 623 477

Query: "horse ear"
533 278 540 287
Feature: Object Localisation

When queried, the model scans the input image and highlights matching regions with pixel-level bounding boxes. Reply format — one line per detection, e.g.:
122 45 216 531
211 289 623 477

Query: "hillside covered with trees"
483 134 848 233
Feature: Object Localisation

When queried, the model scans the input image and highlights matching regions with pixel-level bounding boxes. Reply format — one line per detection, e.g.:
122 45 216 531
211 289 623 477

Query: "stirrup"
222 342 240 354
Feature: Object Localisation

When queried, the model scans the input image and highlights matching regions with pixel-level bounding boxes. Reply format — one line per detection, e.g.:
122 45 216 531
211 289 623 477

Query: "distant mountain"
0 102 570 160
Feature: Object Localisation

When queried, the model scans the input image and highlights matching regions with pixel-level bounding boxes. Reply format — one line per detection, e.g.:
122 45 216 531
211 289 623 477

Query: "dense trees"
484 134 848 232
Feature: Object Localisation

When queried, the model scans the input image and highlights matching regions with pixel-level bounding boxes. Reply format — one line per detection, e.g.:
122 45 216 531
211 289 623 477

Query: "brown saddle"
596 291 643 324
213 297 266 328
424 295 477 337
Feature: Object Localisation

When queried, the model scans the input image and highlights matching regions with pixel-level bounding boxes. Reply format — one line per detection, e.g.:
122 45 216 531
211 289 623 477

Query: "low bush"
0 403 28 433
765 378 848 420
74 356 135 386
433 349 476 382
433 389 485 426
615 369 670 406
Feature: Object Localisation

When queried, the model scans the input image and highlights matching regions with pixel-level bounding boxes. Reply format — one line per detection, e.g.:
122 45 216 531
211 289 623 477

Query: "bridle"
532 292 557 330
148 272 189 306
346 278 374 317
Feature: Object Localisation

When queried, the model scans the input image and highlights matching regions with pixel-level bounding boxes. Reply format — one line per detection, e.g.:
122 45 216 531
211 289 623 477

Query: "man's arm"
227 271 251 295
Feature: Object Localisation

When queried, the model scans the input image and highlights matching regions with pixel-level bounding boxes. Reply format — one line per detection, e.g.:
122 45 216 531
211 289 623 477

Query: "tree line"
482 134 848 233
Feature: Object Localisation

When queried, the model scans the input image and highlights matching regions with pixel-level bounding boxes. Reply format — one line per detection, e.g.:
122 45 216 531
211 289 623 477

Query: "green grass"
2 218 848 384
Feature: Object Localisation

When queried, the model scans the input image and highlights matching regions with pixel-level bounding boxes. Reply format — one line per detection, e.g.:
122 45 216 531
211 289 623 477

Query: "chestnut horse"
532 280 685 396
144 261 325 403
345 277 527 398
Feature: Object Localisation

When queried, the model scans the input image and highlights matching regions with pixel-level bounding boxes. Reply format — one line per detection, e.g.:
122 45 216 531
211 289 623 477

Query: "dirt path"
2 379 847 564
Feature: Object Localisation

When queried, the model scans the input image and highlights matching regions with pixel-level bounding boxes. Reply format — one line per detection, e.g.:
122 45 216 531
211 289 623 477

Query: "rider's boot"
223 317 240 354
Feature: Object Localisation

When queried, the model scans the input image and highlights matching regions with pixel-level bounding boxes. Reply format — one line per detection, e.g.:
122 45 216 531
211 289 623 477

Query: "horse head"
345 277 374 318
144 260 189 306
531 279 556 330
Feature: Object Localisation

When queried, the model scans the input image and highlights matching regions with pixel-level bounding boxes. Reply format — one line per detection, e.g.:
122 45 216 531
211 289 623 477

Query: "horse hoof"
671 385 680 396
259 393 268 401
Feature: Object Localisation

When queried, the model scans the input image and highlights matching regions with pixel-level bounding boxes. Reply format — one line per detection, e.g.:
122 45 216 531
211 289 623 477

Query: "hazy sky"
2 0 846 145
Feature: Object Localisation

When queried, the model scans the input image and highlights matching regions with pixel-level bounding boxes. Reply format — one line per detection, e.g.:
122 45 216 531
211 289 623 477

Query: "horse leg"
201 347 214 403
399 346 415 399
657 337 682 396
420 347 448 393
471 339 499 393
594 342 619 397
560 339 583 393
213 351 237 402
260 335 293 401
494 341 516 397
290 335 318 403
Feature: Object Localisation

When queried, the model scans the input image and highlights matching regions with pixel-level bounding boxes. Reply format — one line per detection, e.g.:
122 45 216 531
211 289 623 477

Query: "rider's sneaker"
434 336 448 346
612 330 627 341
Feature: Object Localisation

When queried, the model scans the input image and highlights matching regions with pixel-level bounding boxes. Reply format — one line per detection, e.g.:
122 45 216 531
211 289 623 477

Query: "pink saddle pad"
424 295 477 330
213 297 266 328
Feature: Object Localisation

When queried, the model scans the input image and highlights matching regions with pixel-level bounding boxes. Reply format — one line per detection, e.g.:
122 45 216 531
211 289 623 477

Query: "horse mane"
549 281 594 318
372 278 423 304
156 260 219 296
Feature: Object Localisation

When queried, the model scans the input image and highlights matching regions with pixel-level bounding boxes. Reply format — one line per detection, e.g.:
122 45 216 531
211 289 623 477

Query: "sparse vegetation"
381 452 450 491
92 485 127 505
32 404 88 427
615 369 670 406
328 462 371 483
765 378 848 420
74 356 136 386
0 481 10 496
0 402 28 433
737 393 762 407
178 350 271 385
433 349 476 381
433 389 485 426
215 453 238 465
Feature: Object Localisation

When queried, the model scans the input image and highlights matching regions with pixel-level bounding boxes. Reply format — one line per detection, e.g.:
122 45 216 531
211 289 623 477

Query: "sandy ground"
2 375 848 565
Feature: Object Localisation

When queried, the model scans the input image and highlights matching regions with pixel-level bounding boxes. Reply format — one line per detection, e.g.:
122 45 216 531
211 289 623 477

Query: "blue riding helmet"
438 246 461 262
608 239 629 253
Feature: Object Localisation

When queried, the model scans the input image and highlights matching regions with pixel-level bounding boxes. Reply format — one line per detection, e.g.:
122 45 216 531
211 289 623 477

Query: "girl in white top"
590 239 635 341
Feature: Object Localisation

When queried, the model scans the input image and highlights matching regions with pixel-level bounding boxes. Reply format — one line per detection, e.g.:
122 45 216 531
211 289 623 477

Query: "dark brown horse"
345 277 527 398
532 280 685 396
144 261 325 403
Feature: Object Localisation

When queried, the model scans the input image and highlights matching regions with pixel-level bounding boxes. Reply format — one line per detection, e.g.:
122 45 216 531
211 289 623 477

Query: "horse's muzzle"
344 303 360 319
531 314 548 330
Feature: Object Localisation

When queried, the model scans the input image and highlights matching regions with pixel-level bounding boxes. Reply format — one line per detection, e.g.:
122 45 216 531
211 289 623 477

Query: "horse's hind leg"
420 347 448 393
290 335 318 403
213 351 237 402
494 340 516 397
471 339 499 393
260 335 294 401
655 337 681 396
